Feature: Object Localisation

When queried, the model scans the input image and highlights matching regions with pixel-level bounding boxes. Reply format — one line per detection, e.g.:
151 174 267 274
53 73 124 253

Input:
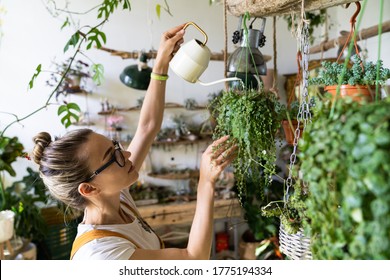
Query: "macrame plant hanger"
279 2 313 260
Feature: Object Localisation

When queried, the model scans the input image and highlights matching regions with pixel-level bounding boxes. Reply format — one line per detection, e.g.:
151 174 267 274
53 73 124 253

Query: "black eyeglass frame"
86 140 125 182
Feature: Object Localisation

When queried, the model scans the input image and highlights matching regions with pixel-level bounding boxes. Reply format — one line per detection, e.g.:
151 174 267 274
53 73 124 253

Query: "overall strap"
70 229 142 260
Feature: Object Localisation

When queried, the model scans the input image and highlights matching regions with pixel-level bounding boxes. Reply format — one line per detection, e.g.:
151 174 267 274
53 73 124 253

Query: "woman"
32 24 237 260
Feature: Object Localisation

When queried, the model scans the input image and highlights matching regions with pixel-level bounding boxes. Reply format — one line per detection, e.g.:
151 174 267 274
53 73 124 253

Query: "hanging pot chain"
285 22 312 204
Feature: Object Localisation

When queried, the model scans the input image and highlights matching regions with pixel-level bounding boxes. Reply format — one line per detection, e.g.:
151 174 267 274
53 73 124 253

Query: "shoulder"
72 234 136 260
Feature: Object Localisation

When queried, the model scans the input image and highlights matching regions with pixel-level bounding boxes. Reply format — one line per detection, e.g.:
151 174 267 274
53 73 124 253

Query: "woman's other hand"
154 23 186 74
200 135 238 184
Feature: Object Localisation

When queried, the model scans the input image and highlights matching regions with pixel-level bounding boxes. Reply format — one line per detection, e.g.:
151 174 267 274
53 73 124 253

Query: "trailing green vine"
299 97 390 259
210 89 282 204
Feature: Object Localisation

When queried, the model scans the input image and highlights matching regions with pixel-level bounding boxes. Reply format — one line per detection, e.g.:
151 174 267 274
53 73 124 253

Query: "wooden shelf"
147 170 200 180
153 137 212 146
137 198 242 227
98 103 208 115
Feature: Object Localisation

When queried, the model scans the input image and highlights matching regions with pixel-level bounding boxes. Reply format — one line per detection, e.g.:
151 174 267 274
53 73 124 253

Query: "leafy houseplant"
2 168 48 242
0 136 48 243
210 89 282 203
309 55 390 102
299 97 390 259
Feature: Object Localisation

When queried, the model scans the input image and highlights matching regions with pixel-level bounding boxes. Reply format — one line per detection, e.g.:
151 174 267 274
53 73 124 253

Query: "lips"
128 164 134 173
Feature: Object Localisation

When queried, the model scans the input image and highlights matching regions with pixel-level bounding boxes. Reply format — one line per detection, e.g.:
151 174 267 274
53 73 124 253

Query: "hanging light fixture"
227 16 267 89
120 52 152 90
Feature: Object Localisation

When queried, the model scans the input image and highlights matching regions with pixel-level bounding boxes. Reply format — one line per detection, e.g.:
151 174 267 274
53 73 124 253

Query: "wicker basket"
279 223 312 260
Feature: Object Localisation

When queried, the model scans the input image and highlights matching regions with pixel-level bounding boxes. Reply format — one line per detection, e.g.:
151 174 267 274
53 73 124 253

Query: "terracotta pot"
282 120 302 145
324 85 374 102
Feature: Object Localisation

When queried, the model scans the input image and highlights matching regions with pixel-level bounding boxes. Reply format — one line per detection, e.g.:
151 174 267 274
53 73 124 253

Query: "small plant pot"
324 85 374 102
282 120 302 145
0 210 15 243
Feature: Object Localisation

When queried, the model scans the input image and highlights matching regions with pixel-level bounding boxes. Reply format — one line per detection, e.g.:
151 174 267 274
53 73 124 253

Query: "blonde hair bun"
32 132 52 164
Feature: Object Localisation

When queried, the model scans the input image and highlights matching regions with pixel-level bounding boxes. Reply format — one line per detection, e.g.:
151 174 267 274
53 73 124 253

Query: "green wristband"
151 72 169 81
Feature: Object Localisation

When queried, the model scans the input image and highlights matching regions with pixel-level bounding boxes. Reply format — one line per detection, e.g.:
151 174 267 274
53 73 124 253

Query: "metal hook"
345 1 361 24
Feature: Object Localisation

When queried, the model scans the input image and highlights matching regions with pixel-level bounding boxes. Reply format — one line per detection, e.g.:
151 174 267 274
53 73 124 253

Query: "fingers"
164 23 186 38
212 142 238 167
208 135 238 171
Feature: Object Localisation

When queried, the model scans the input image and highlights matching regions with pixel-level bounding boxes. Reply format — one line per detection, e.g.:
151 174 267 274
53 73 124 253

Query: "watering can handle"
183 22 208 46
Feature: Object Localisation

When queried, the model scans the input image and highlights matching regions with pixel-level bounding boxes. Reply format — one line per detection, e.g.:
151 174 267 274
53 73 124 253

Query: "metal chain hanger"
284 20 312 204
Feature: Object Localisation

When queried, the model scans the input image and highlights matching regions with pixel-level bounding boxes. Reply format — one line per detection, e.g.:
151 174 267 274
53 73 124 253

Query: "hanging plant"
309 55 390 102
299 97 390 259
261 179 308 235
211 89 282 203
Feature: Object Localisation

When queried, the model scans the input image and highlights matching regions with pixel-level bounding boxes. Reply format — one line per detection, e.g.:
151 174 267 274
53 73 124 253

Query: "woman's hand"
154 23 186 74
199 135 238 184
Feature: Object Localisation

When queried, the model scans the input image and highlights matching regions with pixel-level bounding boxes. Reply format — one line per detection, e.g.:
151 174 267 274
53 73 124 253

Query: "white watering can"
170 22 241 86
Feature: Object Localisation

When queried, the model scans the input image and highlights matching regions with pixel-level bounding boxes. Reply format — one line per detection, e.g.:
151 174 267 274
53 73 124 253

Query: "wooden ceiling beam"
226 0 357 17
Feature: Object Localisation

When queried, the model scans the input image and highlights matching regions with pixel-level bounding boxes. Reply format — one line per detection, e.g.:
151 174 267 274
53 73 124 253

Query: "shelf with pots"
97 102 208 115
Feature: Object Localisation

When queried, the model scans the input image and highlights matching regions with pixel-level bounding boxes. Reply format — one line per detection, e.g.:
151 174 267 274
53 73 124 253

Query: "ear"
78 183 100 197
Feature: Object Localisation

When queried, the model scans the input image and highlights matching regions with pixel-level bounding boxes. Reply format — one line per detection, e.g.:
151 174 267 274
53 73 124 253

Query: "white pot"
0 210 15 243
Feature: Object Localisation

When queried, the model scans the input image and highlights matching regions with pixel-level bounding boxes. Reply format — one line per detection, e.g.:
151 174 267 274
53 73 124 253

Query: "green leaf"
86 28 107 50
57 103 81 128
92 63 104 86
156 4 161 19
61 17 70 30
28 64 42 89
64 32 80 53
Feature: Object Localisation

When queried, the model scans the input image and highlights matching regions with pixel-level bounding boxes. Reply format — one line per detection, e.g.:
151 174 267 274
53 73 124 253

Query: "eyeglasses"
86 140 125 182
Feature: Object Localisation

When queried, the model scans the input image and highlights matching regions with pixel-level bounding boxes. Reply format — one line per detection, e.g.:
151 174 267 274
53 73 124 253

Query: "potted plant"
0 135 47 259
47 58 92 99
309 55 390 102
210 89 282 204
278 100 301 145
298 97 390 259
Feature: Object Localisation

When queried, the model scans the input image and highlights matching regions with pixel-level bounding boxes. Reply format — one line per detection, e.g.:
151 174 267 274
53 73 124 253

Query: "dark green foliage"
309 55 390 86
0 136 24 177
299 97 390 259
1 168 48 241
211 90 282 203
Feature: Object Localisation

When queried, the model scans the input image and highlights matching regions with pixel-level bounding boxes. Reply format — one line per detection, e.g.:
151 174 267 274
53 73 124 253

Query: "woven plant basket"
226 0 356 17
279 223 312 260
